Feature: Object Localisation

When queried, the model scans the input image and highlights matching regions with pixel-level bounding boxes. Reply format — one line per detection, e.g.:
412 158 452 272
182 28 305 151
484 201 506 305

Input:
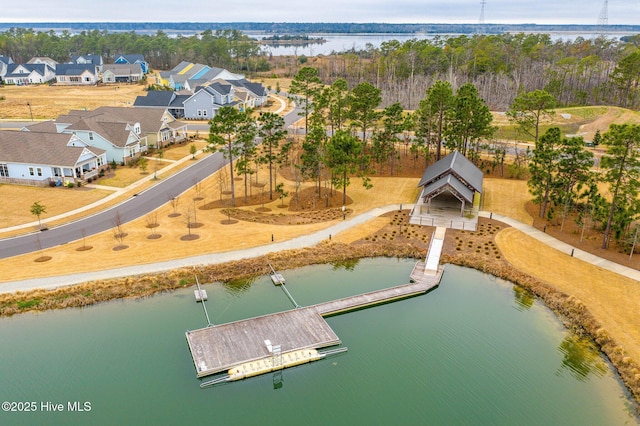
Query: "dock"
186 230 446 383
186 269 442 379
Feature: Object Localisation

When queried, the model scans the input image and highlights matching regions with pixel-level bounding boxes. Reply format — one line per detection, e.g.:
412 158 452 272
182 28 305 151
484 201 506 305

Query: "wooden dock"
186 268 442 378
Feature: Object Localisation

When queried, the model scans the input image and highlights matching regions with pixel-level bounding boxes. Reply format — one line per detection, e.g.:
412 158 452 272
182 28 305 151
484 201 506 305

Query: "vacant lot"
0 83 148 120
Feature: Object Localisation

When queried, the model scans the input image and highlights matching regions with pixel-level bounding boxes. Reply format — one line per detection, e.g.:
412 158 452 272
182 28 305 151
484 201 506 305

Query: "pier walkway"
186 268 443 379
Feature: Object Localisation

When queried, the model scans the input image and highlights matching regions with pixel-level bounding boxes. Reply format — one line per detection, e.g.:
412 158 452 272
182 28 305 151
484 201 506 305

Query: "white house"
55 63 99 85
102 63 144 83
4 64 56 85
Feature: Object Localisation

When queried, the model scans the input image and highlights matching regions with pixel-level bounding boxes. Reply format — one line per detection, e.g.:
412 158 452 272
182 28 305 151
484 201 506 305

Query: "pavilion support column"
427 197 431 213
460 200 465 217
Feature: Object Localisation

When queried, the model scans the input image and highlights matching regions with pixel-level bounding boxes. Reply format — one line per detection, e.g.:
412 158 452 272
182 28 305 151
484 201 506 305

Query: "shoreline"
1 237 639 408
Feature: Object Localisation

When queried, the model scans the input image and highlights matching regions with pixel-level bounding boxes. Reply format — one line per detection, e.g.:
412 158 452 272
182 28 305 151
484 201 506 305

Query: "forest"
1 27 639 250
1 28 640 111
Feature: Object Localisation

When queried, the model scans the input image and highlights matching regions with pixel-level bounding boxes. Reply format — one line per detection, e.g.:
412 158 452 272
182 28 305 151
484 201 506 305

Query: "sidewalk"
1 207 638 294
479 211 640 281
0 148 206 234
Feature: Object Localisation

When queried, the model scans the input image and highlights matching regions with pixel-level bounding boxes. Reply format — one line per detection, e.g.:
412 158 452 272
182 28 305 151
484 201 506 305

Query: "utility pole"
597 0 609 35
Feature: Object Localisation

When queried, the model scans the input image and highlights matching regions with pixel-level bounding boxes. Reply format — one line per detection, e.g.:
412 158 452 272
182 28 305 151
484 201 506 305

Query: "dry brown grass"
0 170 420 282
482 178 533 224
0 184 112 229
496 227 640 364
0 83 147 120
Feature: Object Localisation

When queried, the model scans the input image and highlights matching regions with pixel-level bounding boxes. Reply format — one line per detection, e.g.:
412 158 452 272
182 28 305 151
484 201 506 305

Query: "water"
254 32 638 56
0 259 636 425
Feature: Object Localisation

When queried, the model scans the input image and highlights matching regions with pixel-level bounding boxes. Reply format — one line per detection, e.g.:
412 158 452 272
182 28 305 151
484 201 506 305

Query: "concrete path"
2 207 639 295
479 211 640 281
0 205 403 294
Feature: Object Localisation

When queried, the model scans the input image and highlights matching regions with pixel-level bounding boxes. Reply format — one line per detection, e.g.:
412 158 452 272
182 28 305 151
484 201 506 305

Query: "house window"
197 109 202 117
89 132 94 141
203 110 208 117
0 164 8 177
36 168 42 177
52 167 61 177
29 167 35 176
97 158 103 167
129 148 136 158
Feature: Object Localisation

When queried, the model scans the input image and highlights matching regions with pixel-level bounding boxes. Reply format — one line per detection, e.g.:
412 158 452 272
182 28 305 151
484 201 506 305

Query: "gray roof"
230 78 267 96
62 106 184 144
421 174 475 203
0 131 104 167
55 63 96 76
22 121 58 133
102 63 142 75
114 54 145 64
5 63 53 77
134 91 176 107
71 54 103 65
0 55 14 65
417 151 483 193
133 91 187 110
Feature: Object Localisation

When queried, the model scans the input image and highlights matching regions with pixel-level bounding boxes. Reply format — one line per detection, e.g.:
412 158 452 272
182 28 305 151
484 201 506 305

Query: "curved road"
0 101 302 259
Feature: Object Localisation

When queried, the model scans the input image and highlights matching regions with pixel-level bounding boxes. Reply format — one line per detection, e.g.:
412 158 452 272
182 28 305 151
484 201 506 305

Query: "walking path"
1 208 638 294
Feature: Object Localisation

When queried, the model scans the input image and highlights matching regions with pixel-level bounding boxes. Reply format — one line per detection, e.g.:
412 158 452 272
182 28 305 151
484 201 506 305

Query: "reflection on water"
513 286 535 311
221 275 258 295
331 258 360 271
557 334 608 381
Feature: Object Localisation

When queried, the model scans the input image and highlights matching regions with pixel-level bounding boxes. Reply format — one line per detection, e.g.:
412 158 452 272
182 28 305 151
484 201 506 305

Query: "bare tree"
169 195 180 217
145 212 160 238
112 211 128 248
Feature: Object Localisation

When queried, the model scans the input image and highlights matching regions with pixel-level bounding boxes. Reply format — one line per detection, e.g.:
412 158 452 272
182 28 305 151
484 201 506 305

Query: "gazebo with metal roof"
410 151 483 230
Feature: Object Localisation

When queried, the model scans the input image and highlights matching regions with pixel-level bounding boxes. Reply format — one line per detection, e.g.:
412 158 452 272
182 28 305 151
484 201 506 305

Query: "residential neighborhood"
0 54 269 186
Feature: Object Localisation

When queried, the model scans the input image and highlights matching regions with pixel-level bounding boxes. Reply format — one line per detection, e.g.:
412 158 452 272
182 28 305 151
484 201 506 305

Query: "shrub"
67 182 74 188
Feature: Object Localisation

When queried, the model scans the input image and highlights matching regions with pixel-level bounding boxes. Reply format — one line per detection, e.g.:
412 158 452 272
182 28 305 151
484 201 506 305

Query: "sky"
1 1 638 26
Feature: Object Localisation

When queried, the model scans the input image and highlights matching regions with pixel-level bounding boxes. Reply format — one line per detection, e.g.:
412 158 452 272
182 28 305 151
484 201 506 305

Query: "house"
410 151 483 230
229 78 269 108
0 130 107 187
133 90 190 118
0 55 13 82
113 54 149 74
54 63 99 85
102 63 144 83
56 106 187 161
71 54 104 72
3 63 56 85
27 57 58 69
183 82 236 120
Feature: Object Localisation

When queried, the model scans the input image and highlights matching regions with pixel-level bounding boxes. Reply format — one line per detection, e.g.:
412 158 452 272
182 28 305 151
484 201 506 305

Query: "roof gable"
418 151 483 193
0 131 103 167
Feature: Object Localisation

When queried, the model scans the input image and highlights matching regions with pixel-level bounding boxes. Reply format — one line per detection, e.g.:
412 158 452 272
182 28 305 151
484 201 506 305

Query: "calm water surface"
0 259 636 425
254 32 637 56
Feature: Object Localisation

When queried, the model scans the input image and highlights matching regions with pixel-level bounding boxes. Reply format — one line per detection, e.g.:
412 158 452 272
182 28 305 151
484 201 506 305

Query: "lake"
252 32 638 56
0 259 636 425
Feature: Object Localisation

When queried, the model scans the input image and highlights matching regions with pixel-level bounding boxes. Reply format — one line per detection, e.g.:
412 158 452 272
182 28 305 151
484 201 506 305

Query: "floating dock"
186 269 442 379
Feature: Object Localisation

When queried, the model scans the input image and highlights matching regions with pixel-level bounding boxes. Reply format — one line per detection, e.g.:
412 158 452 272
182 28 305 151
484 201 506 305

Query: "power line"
597 0 609 27
479 0 486 25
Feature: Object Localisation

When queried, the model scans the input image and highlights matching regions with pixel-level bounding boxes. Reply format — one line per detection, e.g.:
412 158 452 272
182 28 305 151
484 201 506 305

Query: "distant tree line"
308 33 640 111
0 27 268 72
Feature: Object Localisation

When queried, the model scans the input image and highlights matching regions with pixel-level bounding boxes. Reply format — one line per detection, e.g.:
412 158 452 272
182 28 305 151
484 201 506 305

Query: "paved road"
2 207 639 294
0 151 228 258
0 101 303 259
